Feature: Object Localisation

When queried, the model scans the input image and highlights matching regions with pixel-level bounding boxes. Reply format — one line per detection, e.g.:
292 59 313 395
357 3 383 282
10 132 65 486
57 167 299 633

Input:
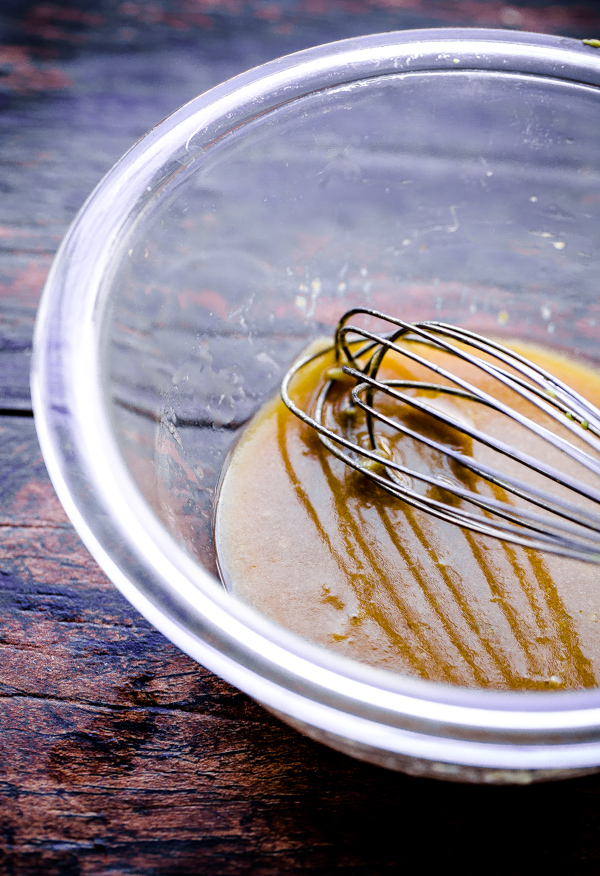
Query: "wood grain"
4 2 600 873
3 366 600 873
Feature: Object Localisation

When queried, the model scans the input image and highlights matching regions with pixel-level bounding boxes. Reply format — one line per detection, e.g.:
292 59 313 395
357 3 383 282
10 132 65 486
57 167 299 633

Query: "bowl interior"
104 60 600 599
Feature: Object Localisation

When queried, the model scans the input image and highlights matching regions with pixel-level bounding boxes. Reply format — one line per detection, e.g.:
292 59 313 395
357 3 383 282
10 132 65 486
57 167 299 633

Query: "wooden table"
3 3 600 872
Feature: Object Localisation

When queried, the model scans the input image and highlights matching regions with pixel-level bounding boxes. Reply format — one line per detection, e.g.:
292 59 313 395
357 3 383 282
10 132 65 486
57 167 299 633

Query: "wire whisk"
281 307 600 563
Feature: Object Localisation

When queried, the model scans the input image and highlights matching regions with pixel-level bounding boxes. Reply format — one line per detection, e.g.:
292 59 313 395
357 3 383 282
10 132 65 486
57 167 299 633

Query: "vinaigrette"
215 338 600 691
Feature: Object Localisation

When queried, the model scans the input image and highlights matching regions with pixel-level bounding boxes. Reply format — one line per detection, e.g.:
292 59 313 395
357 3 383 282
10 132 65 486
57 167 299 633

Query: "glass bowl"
32 28 600 783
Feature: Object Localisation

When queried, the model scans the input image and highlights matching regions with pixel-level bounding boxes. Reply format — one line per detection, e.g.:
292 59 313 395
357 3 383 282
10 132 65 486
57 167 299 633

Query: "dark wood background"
3 2 600 873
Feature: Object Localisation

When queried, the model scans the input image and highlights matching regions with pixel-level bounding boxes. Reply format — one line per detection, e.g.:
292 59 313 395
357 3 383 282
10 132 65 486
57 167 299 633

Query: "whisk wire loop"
337 318 600 477
281 308 600 563
347 374 600 535
345 364 600 510
313 377 600 560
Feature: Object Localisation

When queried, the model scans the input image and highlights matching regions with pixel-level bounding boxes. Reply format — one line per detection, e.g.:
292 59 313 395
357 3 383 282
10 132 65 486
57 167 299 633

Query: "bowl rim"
31 27 600 771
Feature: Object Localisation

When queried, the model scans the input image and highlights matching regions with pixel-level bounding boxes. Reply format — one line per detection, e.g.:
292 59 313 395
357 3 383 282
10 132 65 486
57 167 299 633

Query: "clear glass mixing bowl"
32 29 600 783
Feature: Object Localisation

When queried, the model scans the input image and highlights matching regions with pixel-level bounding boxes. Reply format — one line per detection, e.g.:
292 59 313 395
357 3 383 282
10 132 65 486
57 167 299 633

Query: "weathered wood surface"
6 419 600 875
3 2 600 873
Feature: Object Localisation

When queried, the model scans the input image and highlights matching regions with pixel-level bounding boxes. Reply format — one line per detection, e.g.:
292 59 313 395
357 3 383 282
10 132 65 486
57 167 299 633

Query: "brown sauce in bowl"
214 339 600 691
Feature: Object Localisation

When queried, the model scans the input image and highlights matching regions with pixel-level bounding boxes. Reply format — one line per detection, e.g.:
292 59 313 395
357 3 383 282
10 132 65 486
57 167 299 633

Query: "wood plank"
4 3 600 872
3 413 600 875
2 3 599 410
